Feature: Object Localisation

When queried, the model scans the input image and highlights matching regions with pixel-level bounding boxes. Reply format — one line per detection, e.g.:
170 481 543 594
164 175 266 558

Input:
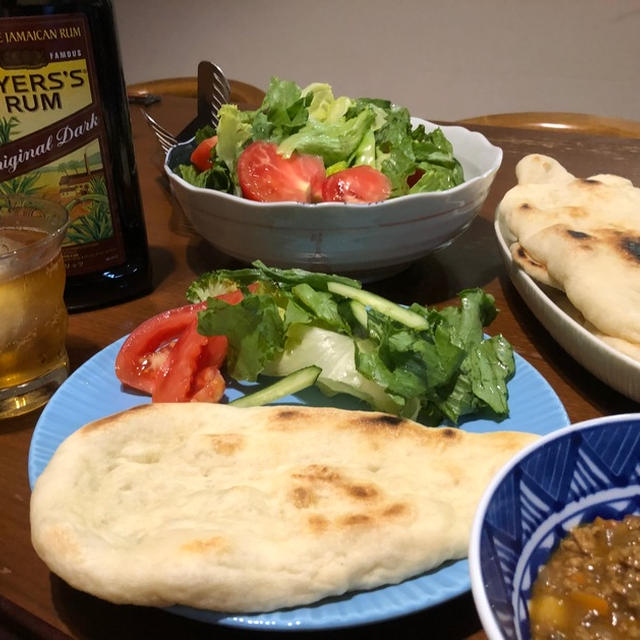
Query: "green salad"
177 77 465 204
187 261 514 425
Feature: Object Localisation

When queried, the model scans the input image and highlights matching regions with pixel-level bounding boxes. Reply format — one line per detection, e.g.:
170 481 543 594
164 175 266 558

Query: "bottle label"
0 14 126 276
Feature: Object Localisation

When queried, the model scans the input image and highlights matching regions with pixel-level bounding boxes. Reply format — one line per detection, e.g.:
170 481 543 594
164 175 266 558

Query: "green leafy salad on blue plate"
175 77 465 204
188 262 514 425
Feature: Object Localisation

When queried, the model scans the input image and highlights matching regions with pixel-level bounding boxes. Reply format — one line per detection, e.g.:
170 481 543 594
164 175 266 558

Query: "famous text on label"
0 13 125 276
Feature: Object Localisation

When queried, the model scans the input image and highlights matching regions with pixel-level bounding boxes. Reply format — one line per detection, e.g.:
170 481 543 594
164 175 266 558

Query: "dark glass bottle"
0 0 152 311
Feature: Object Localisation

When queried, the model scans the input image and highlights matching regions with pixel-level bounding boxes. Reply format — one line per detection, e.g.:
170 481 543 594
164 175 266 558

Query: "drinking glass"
0 195 69 418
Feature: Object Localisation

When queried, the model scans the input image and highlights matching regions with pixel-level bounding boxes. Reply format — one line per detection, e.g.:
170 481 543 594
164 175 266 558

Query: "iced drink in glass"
0 196 69 418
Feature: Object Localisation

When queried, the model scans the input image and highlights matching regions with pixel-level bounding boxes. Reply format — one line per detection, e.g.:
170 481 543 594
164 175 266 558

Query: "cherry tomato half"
190 135 218 172
322 165 391 204
237 141 325 203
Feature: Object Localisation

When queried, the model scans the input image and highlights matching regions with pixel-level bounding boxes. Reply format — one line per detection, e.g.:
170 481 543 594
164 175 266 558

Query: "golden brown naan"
30 403 538 613
512 225 640 343
587 325 640 361
497 154 640 360
497 154 640 245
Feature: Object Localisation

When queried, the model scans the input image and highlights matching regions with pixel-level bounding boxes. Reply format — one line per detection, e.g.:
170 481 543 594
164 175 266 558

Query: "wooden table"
2 94 639 640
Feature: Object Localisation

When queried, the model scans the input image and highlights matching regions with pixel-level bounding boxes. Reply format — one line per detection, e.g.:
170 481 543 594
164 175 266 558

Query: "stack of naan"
497 154 640 361
30 402 537 612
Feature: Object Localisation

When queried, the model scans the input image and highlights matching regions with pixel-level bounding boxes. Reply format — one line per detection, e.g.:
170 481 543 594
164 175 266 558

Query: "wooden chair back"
457 112 640 139
127 77 265 109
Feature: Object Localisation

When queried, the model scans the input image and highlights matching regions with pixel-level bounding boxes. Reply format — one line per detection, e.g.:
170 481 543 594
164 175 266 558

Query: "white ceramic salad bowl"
165 118 502 280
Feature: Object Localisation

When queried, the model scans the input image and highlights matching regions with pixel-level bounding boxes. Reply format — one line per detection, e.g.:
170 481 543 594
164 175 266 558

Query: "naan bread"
510 242 562 289
498 154 640 359
587 325 640 362
512 225 640 343
514 153 575 185
497 154 640 245
30 403 538 613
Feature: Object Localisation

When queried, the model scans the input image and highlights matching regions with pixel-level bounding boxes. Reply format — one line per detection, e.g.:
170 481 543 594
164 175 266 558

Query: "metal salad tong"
140 60 231 154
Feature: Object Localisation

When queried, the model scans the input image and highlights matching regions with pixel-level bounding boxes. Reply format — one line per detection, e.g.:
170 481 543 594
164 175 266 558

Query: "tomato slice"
152 320 228 403
216 289 244 305
115 287 252 401
115 302 208 394
237 141 325 203
322 165 391 204
190 365 226 403
190 135 218 172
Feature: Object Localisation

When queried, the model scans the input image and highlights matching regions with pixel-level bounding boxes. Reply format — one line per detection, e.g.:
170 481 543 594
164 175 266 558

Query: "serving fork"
141 60 231 154
140 111 177 154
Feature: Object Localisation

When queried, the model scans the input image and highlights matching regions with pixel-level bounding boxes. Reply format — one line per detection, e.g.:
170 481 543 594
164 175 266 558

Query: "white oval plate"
29 337 568 631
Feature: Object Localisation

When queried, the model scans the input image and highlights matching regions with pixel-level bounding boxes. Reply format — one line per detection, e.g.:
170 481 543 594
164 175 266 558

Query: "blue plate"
28 337 569 631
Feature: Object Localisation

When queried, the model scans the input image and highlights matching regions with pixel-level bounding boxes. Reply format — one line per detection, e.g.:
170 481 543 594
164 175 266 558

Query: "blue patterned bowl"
469 413 640 640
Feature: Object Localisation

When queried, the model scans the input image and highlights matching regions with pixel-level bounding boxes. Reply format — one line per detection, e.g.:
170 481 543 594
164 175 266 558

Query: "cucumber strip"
229 365 322 408
327 281 428 330
350 299 368 329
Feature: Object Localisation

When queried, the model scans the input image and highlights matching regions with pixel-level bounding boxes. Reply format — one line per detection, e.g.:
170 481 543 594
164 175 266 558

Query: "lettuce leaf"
409 126 464 193
302 82 352 123
192 262 514 424
251 77 309 143
262 325 404 415
198 293 285 382
277 108 376 166
175 77 465 200
177 161 234 193
215 104 254 182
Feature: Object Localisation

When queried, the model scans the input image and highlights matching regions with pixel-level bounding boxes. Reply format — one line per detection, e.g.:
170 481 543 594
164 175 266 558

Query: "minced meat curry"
529 514 640 639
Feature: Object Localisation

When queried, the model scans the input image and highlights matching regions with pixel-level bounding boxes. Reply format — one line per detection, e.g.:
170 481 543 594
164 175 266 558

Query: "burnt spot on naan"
346 412 406 434
383 502 411 518
517 202 588 224
580 178 602 185
415 427 465 453
511 241 564 289
307 501 412 535
347 483 378 499
341 514 371 527
307 514 329 533
512 243 547 270
363 413 405 428
264 407 315 431
293 464 341 483
621 235 640 263
181 536 228 554
274 408 303 420
437 427 460 440
339 502 411 529
291 464 380 504
207 433 244 456
265 406 407 437
290 486 317 509
566 229 592 239
272 408 305 423
564 228 640 265
300 485 414 536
